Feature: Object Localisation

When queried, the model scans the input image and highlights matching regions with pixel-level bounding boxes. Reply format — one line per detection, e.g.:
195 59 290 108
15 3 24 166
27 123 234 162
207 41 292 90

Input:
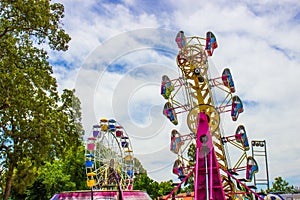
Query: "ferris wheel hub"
187 104 220 133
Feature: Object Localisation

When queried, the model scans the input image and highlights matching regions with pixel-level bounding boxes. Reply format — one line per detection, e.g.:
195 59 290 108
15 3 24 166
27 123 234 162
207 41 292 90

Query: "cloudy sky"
51 0 300 189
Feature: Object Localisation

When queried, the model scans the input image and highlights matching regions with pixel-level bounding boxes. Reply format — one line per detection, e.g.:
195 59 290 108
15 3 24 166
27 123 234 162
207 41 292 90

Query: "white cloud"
52 0 300 188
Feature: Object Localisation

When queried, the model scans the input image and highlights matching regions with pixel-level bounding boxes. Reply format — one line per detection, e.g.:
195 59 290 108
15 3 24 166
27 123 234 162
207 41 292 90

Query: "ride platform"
51 190 152 200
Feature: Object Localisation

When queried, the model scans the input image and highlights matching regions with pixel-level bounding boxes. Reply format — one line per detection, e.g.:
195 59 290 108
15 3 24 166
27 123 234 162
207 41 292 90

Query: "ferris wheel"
85 118 134 191
161 31 263 199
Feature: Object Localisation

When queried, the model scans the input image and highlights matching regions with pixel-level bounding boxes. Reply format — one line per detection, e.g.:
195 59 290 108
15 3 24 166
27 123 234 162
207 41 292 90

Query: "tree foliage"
23 145 87 200
183 143 196 192
133 157 147 175
0 0 82 199
133 173 174 199
267 176 295 194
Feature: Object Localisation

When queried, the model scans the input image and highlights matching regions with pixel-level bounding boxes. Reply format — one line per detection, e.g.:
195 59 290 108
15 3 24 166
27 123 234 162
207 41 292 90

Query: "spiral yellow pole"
176 35 235 198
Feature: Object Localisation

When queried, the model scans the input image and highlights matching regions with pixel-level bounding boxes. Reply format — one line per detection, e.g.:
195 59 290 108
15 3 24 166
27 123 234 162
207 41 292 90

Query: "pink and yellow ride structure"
161 31 263 200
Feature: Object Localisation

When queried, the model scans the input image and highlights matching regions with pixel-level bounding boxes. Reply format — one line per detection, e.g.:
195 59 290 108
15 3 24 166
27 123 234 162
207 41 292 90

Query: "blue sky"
51 0 300 189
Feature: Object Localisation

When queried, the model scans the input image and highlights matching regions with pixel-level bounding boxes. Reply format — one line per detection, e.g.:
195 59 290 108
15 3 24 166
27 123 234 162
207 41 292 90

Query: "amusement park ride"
161 31 263 200
85 119 135 197
78 31 274 200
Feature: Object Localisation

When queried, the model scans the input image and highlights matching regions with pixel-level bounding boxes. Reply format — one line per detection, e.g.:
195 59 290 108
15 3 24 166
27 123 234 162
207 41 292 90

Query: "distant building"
280 193 300 200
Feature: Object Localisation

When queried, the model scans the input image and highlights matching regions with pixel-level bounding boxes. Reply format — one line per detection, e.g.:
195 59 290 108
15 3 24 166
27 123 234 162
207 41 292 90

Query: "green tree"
0 1 81 199
133 173 175 200
23 145 87 200
133 173 159 199
157 180 175 198
1 89 83 199
58 144 87 191
133 157 147 175
183 143 196 192
267 176 295 194
134 173 155 197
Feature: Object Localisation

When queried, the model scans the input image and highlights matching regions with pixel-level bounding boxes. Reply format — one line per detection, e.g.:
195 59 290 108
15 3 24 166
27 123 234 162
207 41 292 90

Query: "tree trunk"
4 162 14 200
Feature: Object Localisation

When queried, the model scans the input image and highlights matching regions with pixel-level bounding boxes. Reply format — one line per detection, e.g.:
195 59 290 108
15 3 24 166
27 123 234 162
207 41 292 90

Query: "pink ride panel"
51 190 152 200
